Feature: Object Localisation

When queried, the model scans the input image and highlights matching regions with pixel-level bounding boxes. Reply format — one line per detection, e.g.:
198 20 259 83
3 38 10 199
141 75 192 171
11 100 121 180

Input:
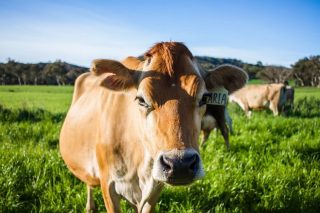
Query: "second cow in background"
200 65 248 149
229 83 287 117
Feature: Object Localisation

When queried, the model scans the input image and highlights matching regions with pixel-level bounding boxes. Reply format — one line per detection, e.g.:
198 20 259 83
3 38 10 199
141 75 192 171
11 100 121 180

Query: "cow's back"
230 85 269 109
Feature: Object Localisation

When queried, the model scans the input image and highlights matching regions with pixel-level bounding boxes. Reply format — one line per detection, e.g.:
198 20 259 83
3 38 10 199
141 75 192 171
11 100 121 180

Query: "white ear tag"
203 88 228 106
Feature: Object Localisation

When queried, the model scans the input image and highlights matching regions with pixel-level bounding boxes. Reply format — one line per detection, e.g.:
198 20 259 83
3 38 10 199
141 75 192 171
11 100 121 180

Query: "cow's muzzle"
152 148 205 185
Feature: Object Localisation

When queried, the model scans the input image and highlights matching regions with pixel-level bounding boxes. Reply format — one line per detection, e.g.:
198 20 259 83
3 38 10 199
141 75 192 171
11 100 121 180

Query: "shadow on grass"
295 145 320 163
0 104 66 123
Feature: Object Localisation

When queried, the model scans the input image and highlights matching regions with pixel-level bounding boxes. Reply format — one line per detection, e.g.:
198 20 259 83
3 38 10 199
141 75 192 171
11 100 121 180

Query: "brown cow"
60 42 246 213
229 83 287 117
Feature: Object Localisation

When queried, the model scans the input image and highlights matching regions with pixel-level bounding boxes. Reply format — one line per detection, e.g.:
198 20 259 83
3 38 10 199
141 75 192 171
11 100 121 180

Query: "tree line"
0 59 87 85
0 55 319 87
196 55 320 87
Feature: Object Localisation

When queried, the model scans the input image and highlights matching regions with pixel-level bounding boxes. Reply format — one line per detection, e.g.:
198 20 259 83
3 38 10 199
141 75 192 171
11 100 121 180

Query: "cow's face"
278 85 288 114
91 55 206 185
136 55 206 185
91 42 248 185
279 85 287 108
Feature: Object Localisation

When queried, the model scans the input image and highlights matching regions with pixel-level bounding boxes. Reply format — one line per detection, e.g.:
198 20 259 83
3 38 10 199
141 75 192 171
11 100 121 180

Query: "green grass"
1 85 319 112
294 87 320 99
248 79 266 84
0 86 73 113
0 84 320 112
247 79 295 85
1 85 320 212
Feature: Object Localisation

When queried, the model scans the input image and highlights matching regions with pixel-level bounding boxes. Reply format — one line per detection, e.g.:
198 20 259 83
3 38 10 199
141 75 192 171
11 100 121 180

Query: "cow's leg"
140 194 161 213
217 120 230 150
201 130 211 146
139 183 163 213
243 105 252 118
140 200 157 213
228 120 234 135
96 144 121 213
224 110 233 134
100 178 121 213
245 106 252 118
222 125 230 150
270 101 279 116
238 101 250 117
86 185 96 213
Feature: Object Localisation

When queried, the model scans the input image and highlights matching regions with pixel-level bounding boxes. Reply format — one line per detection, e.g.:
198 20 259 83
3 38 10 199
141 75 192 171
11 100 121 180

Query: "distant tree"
66 68 81 84
20 63 31 85
29 64 40 85
5 59 23 85
43 60 68 85
0 60 87 85
258 66 292 83
292 56 320 87
243 63 264 80
0 64 6 85
257 61 263 67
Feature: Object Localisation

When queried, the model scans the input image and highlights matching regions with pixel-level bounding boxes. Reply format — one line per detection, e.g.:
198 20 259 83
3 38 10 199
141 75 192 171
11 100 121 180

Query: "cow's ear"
121 56 143 70
204 64 248 93
91 59 139 91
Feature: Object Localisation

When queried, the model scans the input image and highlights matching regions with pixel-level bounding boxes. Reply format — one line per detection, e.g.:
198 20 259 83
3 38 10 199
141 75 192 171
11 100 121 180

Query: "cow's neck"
137 150 164 211
111 140 163 209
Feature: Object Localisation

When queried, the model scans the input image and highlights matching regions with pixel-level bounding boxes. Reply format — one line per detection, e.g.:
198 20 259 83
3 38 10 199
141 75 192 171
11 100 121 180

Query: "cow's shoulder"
266 83 285 100
72 72 98 104
269 83 285 89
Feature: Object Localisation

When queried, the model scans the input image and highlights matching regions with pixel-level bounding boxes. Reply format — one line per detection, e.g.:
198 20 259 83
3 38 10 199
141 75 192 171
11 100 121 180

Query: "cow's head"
267 83 288 115
278 84 288 114
91 42 247 185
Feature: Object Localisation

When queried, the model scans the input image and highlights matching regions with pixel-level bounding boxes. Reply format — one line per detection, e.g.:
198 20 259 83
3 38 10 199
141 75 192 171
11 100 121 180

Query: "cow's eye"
135 96 150 108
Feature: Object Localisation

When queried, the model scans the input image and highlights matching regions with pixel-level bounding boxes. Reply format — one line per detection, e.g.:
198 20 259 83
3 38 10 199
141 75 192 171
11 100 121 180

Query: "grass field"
0 86 73 113
1 85 320 212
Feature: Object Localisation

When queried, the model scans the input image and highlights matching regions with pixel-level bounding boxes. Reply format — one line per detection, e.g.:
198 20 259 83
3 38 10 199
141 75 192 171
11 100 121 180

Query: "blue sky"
0 0 319 67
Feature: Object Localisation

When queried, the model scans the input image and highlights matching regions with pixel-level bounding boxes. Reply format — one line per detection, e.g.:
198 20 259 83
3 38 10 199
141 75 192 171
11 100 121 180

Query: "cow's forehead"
138 73 203 107
142 42 195 77
136 42 205 104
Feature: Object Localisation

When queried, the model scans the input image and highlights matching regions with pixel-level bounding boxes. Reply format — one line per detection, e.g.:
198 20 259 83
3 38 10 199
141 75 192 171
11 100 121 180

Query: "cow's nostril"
160 155 172 172
188 154 199 173
185 154 197 164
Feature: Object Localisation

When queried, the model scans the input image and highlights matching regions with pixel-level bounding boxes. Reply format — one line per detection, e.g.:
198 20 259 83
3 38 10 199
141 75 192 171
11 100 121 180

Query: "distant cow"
59 42 247 213
229 83 287 117
200 66 248 149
